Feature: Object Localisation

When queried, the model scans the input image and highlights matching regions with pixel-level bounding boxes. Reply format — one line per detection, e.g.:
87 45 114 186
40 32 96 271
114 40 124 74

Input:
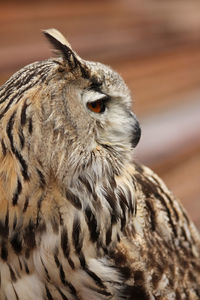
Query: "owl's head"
0 29 141 185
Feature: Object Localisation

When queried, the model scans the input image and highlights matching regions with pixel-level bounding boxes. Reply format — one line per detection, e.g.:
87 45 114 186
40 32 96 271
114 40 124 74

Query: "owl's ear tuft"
43 28 72 53
43 28 90 78
43 29 78 66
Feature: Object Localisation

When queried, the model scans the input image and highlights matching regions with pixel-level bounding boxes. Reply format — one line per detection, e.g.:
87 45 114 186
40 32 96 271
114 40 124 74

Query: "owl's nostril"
131 119 141 148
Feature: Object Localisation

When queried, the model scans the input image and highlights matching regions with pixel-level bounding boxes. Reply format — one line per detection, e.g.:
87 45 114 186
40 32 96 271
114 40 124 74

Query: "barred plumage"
0 29 199 300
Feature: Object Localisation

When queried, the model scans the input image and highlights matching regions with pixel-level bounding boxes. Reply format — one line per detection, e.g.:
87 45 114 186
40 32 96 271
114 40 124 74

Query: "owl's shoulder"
109 162 200 299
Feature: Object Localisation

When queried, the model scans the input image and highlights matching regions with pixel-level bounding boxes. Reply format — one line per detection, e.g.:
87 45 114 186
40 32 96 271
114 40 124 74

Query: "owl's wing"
111 163 200 299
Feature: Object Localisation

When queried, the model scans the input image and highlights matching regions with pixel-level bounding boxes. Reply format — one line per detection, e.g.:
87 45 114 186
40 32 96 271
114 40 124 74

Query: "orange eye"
87 99 106 113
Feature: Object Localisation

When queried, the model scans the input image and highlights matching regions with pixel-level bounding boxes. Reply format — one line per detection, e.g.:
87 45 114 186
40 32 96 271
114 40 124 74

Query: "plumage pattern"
0 29 199 300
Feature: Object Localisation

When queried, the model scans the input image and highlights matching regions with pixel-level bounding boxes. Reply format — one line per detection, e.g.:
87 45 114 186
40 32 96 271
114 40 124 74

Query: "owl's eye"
87 96 109 114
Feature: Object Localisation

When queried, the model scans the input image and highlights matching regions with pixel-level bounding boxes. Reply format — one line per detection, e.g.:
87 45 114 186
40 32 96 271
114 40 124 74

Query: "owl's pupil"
91 102 97 108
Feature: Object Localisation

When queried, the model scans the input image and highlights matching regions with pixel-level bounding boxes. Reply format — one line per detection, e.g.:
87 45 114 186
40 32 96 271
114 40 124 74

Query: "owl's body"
0 30 199 300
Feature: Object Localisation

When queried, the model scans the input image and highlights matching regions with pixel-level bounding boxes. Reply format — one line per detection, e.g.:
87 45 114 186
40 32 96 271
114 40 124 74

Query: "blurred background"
0 0 200 228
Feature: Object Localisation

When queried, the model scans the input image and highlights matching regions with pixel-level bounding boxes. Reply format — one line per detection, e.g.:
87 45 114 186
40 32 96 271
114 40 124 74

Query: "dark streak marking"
79 251 86 268
1 242 8 260
12 283 19 300
61 227 69 258
54 253 60 268
79 62 90 79
1 139 7 156
18 258 22 270
8 265 17 282
0 62 52 108
103 188 119 224
126 188 134 215
17 71 37 92
146 200 156 231
6 111 15 135
182 209 190 225
0 62 45 93
0 209 9 238
23 260 30 274
45 285 54 300
85 206 99 242
68 257 75 270
59 211 64 226
181 226 188 242
61 227 75 269
134 174 155 198
11 232 22 254
118 188 129 208
78 175 93 194
23 196 29 212
85 267 106 289
41 258 50 281
0 75 42 120
18 128 25 149
62 276 77 297
13 214 17 230
52 59 63 66
36 168 46 188
106 226 112 246
12 179 22 206
119 199 126 230
164 192 179 221
54 254 77 297
0 95 22 120
72 217 83 254
20 100 29 126
23 220 36 249
59 264 66 285
6 111 29 181
65 189 82 210
36 195 44 226
0 221 8 238
57 288 69 300
28 118 33 134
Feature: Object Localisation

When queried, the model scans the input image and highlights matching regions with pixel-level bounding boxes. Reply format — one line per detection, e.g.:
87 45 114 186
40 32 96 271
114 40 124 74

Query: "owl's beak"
131 116 141 148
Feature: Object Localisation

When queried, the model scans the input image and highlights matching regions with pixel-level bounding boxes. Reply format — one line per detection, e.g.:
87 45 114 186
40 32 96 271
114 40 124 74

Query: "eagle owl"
0 29 199 300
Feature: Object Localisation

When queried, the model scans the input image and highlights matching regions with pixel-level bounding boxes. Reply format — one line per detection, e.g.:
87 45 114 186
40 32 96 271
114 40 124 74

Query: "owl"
0 29 199 300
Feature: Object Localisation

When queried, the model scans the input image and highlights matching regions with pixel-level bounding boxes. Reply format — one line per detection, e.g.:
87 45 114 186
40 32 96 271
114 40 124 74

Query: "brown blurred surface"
0 0 200 228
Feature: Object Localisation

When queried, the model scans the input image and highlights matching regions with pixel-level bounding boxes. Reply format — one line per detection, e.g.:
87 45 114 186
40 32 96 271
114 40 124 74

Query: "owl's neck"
0 151 136 262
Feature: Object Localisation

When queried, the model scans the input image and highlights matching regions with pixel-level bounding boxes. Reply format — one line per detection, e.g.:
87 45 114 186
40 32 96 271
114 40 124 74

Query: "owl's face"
1 29 141 184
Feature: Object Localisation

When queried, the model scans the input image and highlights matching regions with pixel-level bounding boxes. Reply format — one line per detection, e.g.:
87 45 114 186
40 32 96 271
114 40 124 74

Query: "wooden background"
0 0 200 228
